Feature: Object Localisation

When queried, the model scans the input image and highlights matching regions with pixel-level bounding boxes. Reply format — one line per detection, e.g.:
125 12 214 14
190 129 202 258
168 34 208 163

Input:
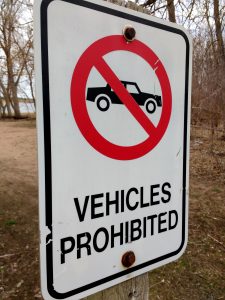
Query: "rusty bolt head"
121 251 135 268
123 25 136 42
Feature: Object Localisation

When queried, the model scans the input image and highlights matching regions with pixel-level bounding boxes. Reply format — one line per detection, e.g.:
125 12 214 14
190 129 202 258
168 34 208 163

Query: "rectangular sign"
34 0 192 299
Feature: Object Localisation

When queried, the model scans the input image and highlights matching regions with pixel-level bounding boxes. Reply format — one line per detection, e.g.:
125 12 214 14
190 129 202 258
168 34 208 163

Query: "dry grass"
0 121 225 299
149 127 225 300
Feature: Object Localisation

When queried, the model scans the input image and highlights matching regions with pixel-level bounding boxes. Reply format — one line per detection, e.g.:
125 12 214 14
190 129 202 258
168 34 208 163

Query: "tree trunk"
213 0 225 134
5 97 13 117
13 100 21 118
205 1 216 59
12 90 21 118
8 73 21 118
166 0 176 23
214 0 225 65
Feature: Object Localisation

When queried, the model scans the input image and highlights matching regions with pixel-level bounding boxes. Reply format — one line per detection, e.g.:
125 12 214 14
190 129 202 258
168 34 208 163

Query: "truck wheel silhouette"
95 94 111 112
145 99 156 114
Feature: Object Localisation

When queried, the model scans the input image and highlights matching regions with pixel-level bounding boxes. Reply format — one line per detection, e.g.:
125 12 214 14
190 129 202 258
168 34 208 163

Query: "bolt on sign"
34 0 192 299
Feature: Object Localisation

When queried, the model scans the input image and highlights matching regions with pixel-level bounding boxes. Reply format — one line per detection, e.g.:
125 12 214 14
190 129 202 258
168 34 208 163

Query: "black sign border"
40 0 190 298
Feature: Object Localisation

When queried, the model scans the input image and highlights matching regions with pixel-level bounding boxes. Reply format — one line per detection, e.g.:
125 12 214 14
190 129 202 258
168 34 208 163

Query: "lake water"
19 102 35 114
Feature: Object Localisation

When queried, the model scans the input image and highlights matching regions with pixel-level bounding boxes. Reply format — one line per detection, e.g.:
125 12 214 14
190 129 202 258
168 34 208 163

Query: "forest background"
0 0 225 131
0 0 225 299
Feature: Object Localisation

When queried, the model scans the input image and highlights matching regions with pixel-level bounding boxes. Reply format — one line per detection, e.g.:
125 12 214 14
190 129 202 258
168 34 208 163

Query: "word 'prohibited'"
34 0 192 299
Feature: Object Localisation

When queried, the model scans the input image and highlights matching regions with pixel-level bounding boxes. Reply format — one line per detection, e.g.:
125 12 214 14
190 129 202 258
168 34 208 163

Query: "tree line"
0 0 224 132
134 0 225 132
0 0 33 118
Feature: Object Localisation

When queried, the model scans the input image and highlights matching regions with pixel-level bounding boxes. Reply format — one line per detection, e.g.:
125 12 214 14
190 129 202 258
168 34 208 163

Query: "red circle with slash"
71 35 172 160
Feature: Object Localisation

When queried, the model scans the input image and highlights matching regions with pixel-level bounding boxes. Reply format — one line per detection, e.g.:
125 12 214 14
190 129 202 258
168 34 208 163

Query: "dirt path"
0 119 37 195
0 120 225 299
0 120 41 299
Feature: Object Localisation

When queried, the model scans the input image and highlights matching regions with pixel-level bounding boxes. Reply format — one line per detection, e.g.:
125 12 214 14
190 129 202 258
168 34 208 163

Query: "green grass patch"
212 187 222 193
5 219 17 226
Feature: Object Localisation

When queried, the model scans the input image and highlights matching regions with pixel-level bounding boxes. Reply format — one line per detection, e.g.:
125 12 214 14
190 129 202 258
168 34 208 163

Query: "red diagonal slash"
71 35 172 160
94 57 156 136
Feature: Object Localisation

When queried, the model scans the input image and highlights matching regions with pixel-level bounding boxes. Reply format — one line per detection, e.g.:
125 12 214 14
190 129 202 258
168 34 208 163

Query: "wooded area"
0 0 34 118
0 0 224 130
0 1 225 299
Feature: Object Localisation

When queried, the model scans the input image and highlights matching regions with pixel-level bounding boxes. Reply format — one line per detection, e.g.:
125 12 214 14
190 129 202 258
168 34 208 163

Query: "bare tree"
213 0 225 65
166 0 176 22
213 0 225 133
0 0 33 118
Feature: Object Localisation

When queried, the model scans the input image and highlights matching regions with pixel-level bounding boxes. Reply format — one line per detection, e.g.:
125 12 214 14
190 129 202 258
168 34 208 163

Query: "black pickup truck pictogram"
86 81 162 113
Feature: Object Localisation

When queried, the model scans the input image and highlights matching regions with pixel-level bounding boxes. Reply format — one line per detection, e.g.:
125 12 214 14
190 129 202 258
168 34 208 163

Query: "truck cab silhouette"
87 81 162 113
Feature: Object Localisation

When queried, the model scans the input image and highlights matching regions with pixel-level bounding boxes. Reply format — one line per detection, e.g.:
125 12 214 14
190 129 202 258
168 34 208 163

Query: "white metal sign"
34 0 192 299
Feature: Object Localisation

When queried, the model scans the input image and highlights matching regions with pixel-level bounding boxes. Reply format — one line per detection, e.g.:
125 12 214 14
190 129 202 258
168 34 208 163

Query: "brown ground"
0 120 225 300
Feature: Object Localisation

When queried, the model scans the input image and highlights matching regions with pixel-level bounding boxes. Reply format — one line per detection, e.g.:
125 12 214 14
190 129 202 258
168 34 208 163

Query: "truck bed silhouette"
86 81 162 113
